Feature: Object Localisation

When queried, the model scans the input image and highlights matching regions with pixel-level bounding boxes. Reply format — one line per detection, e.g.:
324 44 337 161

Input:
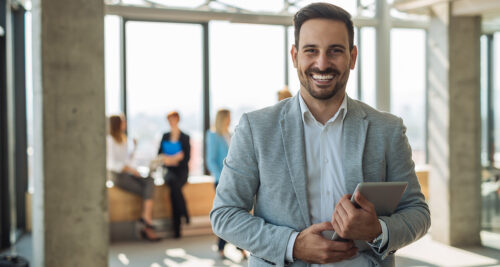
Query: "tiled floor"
108 232 500 267
3 231 500 266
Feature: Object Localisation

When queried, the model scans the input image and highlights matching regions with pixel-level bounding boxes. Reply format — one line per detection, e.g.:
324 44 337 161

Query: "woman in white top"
107 114 159 241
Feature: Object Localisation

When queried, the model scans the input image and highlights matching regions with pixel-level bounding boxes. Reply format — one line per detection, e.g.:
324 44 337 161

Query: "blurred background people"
158 111 191 238
277 85 293 101
206 109 247 260
106 115 160 241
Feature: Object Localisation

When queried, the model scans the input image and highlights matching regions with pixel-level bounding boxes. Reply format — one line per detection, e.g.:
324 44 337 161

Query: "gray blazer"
210 95 430 267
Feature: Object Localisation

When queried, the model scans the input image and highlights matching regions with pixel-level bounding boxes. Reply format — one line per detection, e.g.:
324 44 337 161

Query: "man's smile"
310 73 335 85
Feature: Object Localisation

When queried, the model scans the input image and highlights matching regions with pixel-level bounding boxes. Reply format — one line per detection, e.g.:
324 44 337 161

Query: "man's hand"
331 192 382 242
293 222 358 264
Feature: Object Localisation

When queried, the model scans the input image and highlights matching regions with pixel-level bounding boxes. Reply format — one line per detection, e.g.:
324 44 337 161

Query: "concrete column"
31 0 108 266
428 3 482 246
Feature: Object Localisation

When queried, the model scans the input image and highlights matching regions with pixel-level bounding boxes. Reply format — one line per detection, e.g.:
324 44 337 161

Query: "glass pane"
360 27 376 107
349 27 359 100
390 28 426 165
288 26 300 96
105 15 121 116
126 21 204 176
210 21 284 130
358 0 375 17
287 26 358 101
495 32 500 166
480 35 488 166
25 11 34 192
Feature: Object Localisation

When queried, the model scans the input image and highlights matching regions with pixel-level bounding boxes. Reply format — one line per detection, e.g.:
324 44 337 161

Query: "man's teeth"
312 74 334 80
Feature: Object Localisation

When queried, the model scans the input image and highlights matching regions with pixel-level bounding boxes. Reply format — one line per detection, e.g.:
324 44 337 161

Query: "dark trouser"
166 171 189 237
112 171 154 200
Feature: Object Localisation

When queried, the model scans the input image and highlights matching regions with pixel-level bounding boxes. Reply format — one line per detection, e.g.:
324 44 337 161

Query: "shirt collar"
298 91 348 125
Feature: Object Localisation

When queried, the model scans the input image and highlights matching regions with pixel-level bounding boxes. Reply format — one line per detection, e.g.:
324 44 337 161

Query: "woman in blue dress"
206 109 247 260
158 111 190 238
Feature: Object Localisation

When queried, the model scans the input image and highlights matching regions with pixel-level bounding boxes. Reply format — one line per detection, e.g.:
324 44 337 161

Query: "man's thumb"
311 222 334 233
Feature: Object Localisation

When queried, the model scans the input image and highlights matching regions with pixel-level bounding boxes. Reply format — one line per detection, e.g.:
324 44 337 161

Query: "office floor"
2 231 500 267
108 232 500 267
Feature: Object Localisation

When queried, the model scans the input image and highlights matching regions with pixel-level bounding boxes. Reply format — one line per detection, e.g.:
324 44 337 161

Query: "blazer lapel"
343 97 369 194
280 96 311 227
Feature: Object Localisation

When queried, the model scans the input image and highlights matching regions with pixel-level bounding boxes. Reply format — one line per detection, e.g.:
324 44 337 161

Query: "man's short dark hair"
293 2 354 51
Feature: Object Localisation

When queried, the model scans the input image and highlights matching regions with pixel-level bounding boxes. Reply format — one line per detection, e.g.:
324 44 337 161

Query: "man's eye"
304 49 316 53
330 49 343 54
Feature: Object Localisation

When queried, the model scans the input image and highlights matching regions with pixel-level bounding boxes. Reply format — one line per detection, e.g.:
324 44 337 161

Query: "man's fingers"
355 192 375 212
332 217 345 238
310 222 335 233
335 204 349 223
323 244 358 263
339 195 358 214
328 239 355 251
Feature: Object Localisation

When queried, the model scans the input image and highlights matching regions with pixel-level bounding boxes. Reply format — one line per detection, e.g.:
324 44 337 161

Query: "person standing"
206 109 248 260
211 3 430 266
107 115 160 241
158 111 191 238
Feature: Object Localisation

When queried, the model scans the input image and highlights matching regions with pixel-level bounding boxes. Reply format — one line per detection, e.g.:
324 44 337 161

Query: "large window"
480 33 500 168
125 21 204 176
390 28 426 165
360 27 376 107
105 15 121 116
481 33 500 233
495 32 500 166
210 22 285 130
103 2 430 176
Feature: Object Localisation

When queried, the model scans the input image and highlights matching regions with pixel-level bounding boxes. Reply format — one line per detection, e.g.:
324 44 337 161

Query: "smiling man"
210 3 430 267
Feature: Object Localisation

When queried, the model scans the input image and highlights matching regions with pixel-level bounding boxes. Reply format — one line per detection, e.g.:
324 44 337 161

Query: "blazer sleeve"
180 133 191 165
158 133 167 155
377 118 431 257
205 132 221 179
210 114 295 265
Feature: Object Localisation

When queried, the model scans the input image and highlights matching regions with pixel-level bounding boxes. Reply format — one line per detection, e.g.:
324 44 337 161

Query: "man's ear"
291 44 298 68
350 45 358 70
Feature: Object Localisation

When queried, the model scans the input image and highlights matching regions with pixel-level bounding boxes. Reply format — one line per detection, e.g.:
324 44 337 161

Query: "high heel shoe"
138 217 156 230
140 229 161 242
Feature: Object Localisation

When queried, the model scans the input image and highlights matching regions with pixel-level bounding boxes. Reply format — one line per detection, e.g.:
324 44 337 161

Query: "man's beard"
299 67 349 100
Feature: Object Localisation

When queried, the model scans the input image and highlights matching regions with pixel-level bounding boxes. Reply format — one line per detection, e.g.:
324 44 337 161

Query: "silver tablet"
329 181 408 241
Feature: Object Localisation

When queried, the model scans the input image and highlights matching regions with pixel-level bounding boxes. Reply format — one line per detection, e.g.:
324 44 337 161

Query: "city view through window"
104 17 428 177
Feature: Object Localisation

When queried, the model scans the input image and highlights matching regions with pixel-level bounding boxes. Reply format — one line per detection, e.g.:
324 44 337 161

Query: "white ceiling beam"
392 17 430 28
105 4 295 25
105 4 382 28
482 20 500 34
452 0 500 16
393 0 450 12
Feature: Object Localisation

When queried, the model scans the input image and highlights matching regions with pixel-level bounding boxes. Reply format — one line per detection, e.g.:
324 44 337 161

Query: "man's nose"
315 52 330 71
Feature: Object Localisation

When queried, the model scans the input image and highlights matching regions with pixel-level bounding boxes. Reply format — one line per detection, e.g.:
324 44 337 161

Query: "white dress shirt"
106 135 135 173
285 93 388 266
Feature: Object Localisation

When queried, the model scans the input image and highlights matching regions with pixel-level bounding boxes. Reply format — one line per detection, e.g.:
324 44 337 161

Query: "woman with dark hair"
106 114 160 241
158 111 190 238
